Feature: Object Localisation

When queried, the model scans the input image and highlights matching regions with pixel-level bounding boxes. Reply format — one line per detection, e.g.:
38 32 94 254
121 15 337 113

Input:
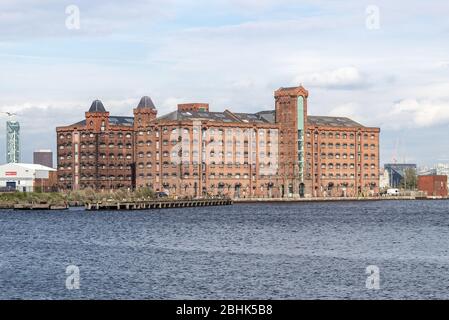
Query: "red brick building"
418 175 448 197
35 171 58 192
56 86 380 198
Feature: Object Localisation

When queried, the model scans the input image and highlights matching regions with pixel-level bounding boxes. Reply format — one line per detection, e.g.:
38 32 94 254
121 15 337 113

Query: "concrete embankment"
232 196 443 204
13 203 69 210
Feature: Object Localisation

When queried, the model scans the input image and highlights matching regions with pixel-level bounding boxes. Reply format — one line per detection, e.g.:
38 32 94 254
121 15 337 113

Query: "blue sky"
1 0 449 166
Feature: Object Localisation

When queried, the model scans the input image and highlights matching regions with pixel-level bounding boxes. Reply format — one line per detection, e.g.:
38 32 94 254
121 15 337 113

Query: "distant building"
418 175 448 198
418 166 437 176
6 121 20 163
33 149 53 168
434 163 449 174
418 164 449 189
384 163 417 188
0 163 56 192
379 169 390 189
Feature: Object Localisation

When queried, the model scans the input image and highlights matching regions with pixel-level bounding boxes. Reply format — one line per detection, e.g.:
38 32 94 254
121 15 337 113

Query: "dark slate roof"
158 109 364 127
71 116 134 127
157 110 273 124
109 116 134 126
278 86 301 91
137 96 156 109
256 110 276 123
158 110 235 122
89 100 107 112
307 116 364 128
233 112 273 123
277 85 307 92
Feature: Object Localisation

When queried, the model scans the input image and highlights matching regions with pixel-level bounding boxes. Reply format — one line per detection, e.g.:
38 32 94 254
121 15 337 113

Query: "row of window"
59 176 132 181
137 139 272 147
321 173 377 179
78 184 129 189
320 163 377 170
136 162 267 168
138 127 276 137
58 164 133 170
59 132 133 140
60 143 134 149
135 173 257 179
60 162 269 170
307 132 377 140
61 140 275 150
318 153 377 160
308 143 377 150
97 143 132 149
59 154 133 160
136 151 276 158
59 127 278 141
76 139 276 149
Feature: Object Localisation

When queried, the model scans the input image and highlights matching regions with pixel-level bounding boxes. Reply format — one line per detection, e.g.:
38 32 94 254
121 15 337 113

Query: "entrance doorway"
299 183 305 198
234 184 241 198
6 181 16 190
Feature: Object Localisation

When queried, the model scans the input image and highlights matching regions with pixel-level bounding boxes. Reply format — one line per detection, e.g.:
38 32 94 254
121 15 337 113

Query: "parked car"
386 188 400 196
156 192 169 198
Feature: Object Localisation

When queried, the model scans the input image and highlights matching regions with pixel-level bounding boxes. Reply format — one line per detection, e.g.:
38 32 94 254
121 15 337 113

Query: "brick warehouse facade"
56 86 380 198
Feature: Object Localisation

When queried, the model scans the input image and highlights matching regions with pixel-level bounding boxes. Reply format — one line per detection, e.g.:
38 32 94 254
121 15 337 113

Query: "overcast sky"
1 0 449 166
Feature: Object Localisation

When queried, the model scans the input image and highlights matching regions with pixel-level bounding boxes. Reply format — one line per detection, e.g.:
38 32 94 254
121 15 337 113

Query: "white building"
0 163 56 192
379 169 390 189
434 163 449 188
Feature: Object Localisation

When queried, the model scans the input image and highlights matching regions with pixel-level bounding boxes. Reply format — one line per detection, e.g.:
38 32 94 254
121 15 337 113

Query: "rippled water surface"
1 200 449 299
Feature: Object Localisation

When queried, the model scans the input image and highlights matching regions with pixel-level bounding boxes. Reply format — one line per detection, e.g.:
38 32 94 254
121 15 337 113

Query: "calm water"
1 200 449 299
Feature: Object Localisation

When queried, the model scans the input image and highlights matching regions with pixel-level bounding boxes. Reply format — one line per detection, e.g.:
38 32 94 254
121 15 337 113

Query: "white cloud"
161 97 185 113
328 102 361 118
298 67 367 90
183 17 342 36
0 0 174 39
382 98 449 129
224 0 282 11
414 82 449 99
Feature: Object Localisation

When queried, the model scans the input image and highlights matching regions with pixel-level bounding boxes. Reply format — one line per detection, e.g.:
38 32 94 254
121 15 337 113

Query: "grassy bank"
0 192 66 208
0 188 156 208
66 188 155 202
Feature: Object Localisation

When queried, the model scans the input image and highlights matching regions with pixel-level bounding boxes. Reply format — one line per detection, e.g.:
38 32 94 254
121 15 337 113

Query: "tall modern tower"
6 120 20 163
